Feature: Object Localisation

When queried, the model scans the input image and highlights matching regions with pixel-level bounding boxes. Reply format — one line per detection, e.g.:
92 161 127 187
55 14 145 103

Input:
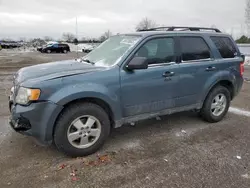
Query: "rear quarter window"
210 36 237 58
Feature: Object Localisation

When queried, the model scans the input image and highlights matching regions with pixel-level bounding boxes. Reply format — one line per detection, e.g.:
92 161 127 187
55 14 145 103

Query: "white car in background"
238 44 250 66
81 44 95 53
244 56 250 66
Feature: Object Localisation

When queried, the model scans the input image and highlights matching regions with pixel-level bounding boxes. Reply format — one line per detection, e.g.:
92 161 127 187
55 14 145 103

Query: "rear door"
58 44 63 52
175 35 219 107
52 43 59 52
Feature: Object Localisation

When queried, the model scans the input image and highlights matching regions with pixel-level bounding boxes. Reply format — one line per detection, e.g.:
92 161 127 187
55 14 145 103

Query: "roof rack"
138 26 221 33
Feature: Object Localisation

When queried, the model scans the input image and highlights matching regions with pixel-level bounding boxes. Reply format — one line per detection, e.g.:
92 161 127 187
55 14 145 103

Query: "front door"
120 36 180 117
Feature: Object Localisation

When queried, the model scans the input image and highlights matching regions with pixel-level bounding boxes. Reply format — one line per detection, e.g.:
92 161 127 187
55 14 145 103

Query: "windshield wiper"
80 58 95 65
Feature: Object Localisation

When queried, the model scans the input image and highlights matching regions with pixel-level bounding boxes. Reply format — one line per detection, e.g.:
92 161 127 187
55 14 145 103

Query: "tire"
47 50 51 53
63 49 67 54
54 102 110 157
200 86 231 123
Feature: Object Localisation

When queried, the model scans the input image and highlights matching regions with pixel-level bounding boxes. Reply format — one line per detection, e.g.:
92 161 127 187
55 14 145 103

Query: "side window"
180 37 211 61
135 38 175 65
53 44 58 48
210 36 237 58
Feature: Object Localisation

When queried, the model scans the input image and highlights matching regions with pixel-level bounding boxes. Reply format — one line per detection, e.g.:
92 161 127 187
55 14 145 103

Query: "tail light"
240 62 244 76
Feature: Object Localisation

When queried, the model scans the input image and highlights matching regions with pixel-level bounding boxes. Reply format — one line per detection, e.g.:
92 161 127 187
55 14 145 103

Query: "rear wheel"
47 50 51 53
54 102 110 157
200 86 231 123
63 49 68 53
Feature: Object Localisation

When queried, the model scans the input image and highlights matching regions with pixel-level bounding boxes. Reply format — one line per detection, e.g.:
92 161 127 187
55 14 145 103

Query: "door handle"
162 71 175 77
206 66 216 71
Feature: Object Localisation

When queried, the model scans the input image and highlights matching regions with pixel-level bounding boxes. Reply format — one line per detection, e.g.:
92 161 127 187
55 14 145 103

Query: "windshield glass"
45 44 53 47
81 35 141 67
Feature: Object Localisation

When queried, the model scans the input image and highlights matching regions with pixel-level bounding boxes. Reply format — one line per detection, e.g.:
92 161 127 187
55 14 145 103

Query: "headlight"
16 87 41 105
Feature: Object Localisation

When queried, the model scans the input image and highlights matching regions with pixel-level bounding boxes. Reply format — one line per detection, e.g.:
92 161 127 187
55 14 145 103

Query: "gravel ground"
0 50 250 188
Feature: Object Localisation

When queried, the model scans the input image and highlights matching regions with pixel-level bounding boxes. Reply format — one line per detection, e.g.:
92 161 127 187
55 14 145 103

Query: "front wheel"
54 102 111 157
200 86 231 123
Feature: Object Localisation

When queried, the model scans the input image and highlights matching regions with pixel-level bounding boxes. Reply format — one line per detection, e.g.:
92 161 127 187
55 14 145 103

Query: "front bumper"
9 101 63 145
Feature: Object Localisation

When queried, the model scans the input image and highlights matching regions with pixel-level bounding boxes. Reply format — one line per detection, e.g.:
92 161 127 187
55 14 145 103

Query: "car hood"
15 59 105 84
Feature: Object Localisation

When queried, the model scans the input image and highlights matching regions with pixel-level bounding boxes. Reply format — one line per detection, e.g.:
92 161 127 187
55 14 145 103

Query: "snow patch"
66 43 100 52
229 107 250 117
123 139 141 149
236 155 242 159
244 56 250 66
242 174 250 179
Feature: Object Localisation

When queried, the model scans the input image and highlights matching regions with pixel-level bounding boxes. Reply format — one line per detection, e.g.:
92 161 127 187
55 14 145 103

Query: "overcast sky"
0 0 246 40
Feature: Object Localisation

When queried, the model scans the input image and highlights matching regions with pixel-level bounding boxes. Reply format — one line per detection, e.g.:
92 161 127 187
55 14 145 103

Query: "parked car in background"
37 43 70 53
82 44 95 53
0 41 22 49
9 26 244 157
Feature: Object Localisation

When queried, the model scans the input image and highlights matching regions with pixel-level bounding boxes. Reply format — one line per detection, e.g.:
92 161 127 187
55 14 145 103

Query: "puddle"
106 138 142 151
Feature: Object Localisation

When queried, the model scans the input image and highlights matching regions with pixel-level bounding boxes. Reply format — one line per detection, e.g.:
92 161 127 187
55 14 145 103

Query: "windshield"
45 43 57 47
81 35 141 67
44 44 53 48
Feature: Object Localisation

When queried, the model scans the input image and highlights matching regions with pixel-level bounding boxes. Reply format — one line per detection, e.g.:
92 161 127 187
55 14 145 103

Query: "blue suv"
9 27 244 157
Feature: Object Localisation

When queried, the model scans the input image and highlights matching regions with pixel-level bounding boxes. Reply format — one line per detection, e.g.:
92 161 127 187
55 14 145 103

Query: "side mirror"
126 57 148 70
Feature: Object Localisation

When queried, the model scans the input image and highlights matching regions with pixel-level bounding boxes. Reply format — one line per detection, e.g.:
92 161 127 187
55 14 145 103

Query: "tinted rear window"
180 37 211 61
210 36 237 58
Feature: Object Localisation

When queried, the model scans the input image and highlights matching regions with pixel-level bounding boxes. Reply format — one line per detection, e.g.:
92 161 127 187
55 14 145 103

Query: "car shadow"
5 111 205 159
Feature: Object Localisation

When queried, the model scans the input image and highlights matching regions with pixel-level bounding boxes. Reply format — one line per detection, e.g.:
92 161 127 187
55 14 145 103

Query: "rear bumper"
9 101 63 145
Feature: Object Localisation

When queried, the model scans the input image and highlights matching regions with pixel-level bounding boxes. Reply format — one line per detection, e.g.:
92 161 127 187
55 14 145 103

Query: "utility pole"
231 27 234 39
76 17 78 58
245 0 250 36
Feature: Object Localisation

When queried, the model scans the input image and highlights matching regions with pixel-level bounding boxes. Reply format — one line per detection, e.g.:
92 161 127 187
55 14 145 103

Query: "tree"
19 37 27 42
135 17 157 31
44 36 54 42
62 32 75 42
99 30 112 42
245 0 250 35
236 35 250 43
73 38 78 45
210 24 217 29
